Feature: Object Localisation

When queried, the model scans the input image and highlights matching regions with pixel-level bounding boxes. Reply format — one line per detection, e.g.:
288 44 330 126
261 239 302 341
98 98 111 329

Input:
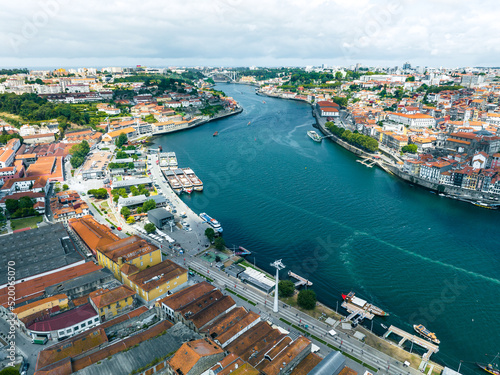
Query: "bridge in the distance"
202 69 239 82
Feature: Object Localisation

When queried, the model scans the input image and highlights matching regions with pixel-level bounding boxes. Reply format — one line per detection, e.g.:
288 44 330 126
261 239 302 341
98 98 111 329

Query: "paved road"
178 255 421 375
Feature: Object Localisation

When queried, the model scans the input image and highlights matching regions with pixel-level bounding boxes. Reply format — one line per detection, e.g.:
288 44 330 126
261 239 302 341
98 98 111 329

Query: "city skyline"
2 0 500 68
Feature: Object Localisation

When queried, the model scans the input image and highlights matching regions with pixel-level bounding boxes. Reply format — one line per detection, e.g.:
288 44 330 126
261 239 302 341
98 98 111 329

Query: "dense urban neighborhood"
0 64 497 375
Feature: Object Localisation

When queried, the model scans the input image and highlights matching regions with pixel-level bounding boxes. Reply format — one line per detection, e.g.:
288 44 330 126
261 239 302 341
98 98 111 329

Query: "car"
110 226 115 230
21 362 29 375
188 271 195 276
117 227 122 231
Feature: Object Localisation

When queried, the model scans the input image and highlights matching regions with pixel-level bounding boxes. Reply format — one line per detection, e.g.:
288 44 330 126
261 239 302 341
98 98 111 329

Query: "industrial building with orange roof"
68 215 121 256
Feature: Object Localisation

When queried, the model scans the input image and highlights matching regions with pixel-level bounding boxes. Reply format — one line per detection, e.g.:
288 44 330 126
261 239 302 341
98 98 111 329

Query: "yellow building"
96 235 162 282
121 260 187 304
89 285 136 321
12 294 68 320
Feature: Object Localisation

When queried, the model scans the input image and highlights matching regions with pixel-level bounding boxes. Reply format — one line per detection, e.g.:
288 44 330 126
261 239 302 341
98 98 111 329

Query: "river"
153 83 500 374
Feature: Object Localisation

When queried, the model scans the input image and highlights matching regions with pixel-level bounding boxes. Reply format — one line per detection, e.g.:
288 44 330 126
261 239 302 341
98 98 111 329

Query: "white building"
388 113 436 128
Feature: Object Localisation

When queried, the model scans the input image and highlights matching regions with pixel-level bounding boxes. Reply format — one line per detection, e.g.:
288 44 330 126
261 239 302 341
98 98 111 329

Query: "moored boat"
163 170 183 194
413 324 440 345
167 152 178 168
477 353 500 375
175 168 193 194
182 168 203 191
342 292 389 316
199 212 223 233
307 130 322 142
213 131 218 137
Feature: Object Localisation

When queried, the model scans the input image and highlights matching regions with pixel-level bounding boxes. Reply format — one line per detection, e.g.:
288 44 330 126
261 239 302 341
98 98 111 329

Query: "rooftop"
69 215 120 253
169 338 224 375
97 235 158 263
28 303 98 332
89 285 136 309
0 223 84 285
157 281 216 310
127 259 187 292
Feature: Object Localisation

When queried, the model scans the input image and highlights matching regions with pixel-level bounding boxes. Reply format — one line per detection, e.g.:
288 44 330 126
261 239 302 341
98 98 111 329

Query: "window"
174 282 177 285
100 308 103 312
141 262 143 266
81 322 86 327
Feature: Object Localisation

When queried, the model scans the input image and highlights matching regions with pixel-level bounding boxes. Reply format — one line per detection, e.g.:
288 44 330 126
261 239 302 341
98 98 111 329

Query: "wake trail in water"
239 187 500 286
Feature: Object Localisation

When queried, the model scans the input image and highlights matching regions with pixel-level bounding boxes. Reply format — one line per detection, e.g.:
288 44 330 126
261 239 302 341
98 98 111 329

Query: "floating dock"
383 325 439 362
356 157 377 168
341 301 374 320
287 271 313 287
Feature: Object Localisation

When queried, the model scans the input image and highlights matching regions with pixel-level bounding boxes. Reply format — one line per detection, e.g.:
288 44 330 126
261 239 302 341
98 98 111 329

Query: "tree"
215 255 221 263
0 367 21 375
126 216 136 224
406 76 415 82
120 207 131 218
115 133 128 148
144 223 156 233
297 289 317 310
214 236 225 250
402 144 418 154
62 184 69 191
205 227 215 242
142 199 156 212
5 199 19 214
18 196 34 209
278 280 295 298
136 207 143 214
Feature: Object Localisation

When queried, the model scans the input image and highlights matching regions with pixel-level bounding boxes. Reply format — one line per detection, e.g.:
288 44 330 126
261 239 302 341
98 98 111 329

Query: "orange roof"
0 262 102 308
261 336 311 375
447 138 471 145
289 353 323 375
127 260 187 292
106 127 136 138
97 235 158 263
169 338 224 375
12 294 67 315
68 215 120 253
0 148 14 163
89 285 135 309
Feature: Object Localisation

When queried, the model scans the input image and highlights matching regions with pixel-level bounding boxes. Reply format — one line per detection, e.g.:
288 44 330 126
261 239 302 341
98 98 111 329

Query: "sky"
1 0 500 69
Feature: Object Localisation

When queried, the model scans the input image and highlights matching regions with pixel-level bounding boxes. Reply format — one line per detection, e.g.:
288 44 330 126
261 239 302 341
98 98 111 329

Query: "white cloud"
0 0 500 67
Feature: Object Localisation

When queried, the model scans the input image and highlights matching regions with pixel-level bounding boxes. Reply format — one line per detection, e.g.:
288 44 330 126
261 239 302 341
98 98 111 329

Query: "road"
177 254 422 375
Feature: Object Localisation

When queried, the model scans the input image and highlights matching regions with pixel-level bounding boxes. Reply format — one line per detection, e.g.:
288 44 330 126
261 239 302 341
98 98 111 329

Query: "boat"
175 168 193 194
477 353 500 375
307 130 322 142
474 202 496 209
213 131 218 137
163 170 183 194
342 292 389 317
381 324 388 330
199 212 223 233
262 100 266 104
247 121 251 125
167 152 178 168
413 324 440 345
182 168 203 191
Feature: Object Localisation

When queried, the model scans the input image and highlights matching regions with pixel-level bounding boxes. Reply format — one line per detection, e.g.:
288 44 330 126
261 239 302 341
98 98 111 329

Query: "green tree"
278 280 295 298
402 144 418 153
0 367 21 375
18 196 34 209
205 227 215 242
144 223 156 233
126 216 136 224
214 236 225 250
142 199 156 212
136 207 143 214
62 184 69 191
5 199 19 214
120 207 131 218
297 289 317 310
406 76 415 82
118 188 128 198
115 133 128 148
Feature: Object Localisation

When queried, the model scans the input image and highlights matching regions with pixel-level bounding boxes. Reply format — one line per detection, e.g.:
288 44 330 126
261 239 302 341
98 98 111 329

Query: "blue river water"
153 83 500 374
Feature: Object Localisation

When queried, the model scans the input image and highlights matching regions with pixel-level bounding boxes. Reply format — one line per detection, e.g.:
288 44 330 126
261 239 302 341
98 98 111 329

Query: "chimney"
117 257 123 266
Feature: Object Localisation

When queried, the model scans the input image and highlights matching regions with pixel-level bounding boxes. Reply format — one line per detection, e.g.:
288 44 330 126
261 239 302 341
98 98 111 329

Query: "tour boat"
477 353 500 375
413 324 440 345
307 130 322 142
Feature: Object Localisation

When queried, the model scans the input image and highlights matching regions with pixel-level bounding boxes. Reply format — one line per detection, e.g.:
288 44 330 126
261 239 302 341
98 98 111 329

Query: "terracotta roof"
261 336 311 375
128 260 187 292
168 338 224 375
89 285 136 309
97 235 158 263
0 262 102 308
289 353 323 375
13 294 67 315
157 281 216 310
209 310 260 345
23 133 55 140
68 215 120 253
36 327 108 370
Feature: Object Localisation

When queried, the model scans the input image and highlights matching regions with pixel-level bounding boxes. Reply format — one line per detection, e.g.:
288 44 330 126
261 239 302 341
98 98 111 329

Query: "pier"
341 302 374 320
356 157 377 168
287 271 313 287
383 325 439 365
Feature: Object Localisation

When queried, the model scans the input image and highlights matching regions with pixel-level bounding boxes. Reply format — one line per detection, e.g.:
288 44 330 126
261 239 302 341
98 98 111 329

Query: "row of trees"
0 93 90 124
69 140 90 168
325 122 379 152
109 161 135 170
87 188 108 199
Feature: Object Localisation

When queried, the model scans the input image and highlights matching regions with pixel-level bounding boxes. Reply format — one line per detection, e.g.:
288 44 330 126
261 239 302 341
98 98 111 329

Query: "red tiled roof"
28 303 97 332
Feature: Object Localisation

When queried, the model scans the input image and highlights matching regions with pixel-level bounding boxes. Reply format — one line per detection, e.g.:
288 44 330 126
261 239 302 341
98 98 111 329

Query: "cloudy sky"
1 0 500 69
